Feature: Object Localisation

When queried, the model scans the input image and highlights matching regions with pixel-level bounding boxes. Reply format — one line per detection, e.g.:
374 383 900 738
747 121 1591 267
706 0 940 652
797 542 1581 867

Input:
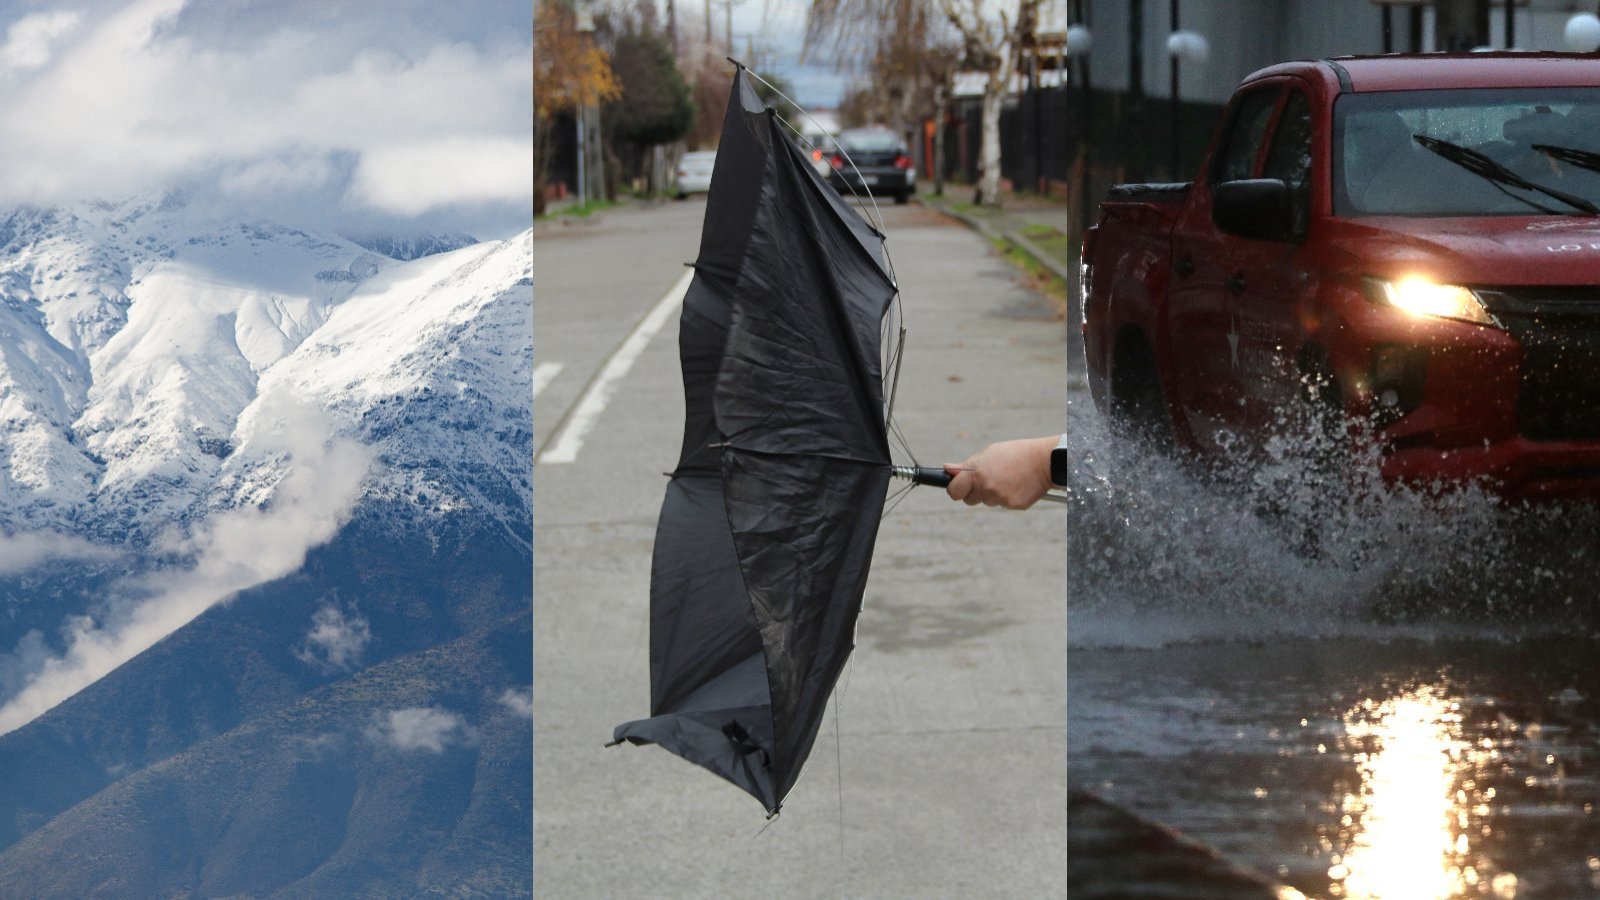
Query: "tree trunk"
975 63 1008 207
975 23 1020 209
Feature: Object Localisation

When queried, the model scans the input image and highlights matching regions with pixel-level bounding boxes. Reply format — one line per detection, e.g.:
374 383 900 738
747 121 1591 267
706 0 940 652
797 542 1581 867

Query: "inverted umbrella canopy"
611 66 899 814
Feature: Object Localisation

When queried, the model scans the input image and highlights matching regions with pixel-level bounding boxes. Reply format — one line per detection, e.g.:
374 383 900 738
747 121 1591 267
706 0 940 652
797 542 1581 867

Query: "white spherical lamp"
1166 30 1209 65
1565 13 1600 52
1066 24 1092 56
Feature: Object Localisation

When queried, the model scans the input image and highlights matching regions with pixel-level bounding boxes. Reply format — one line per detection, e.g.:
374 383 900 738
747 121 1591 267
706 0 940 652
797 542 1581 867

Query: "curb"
1010 230 1076 286
916 198 1075 287
1068 790 1308 899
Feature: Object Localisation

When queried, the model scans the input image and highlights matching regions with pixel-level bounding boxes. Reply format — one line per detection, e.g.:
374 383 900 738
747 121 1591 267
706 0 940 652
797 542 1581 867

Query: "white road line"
538 268 692 465
533 362 564 399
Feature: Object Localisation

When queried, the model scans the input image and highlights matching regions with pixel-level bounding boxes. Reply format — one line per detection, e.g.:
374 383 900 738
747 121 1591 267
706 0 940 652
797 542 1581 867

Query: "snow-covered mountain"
347 230 480 261
0 198 533 895
0 193 530 542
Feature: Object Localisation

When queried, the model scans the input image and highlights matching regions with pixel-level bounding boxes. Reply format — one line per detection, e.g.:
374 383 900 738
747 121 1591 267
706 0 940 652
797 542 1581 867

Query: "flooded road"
1067 401 1600 899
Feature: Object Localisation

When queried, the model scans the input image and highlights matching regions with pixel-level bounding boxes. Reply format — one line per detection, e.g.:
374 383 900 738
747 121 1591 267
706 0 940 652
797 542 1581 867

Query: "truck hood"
1326 215 1600 286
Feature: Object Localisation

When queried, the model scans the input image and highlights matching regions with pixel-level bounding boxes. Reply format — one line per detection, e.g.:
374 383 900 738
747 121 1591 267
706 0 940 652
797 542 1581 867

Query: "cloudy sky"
0 0 531 238
700 0 849 107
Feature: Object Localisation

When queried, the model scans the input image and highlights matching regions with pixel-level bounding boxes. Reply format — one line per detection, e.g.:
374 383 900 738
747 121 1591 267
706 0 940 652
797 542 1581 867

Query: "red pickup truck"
1082 54 1600 499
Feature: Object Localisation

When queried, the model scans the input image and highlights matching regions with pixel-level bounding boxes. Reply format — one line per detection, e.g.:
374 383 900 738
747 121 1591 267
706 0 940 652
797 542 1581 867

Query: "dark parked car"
828 127 917 204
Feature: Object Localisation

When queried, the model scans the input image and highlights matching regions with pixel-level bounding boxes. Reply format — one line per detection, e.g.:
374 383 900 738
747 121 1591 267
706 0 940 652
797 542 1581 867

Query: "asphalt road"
534 197 1068 897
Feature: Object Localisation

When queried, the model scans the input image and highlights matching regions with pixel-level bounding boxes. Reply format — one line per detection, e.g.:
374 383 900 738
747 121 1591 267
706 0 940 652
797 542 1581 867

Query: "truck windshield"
1334 88 1600 217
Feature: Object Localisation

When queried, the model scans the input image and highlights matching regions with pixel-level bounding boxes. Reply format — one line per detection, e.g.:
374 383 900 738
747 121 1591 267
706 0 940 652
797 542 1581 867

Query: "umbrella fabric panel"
714 120 897 465
673 273 735 476
722 450 891 801
642 473 763 717
614 646 779 811
692 71 770 285
614 472 776 811
778 131 892 281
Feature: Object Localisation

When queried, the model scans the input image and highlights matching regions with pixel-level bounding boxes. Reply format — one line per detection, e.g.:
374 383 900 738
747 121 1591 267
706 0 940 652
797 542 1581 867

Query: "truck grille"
1476 286 1600 442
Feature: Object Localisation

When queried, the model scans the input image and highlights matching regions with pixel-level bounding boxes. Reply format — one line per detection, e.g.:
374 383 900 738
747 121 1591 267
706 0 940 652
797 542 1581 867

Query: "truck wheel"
1109 340 1170 450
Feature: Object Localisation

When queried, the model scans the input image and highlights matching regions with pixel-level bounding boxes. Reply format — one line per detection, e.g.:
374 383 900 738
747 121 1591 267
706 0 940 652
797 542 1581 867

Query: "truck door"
1235 86 1316 436
1168 84 1284 453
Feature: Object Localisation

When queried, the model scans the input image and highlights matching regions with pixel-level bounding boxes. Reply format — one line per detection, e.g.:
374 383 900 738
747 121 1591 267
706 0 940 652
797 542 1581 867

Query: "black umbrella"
610 65 947 814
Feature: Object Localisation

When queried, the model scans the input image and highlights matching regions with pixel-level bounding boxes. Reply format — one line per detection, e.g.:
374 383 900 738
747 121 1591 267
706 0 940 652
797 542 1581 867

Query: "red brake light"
811 148 823 162
829 154 844 169
893 153 912 170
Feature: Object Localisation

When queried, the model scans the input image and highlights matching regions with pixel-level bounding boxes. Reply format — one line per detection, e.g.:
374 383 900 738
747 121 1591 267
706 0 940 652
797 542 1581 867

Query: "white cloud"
368 705 475 753
498 686 531 719
217 152 336 198
0 530 116 576
0 2 530 233
351 137 534 217
294 602 371 673
0 394 374 735
0 10 80 71
0 630 51 700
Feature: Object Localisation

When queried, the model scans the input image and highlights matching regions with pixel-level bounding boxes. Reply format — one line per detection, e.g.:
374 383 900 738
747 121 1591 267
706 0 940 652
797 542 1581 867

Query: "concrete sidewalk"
916 188 1076 287
917 187 1086 386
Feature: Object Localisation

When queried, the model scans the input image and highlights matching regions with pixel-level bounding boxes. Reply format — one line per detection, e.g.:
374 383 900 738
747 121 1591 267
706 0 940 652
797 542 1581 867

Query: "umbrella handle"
891 465 954 489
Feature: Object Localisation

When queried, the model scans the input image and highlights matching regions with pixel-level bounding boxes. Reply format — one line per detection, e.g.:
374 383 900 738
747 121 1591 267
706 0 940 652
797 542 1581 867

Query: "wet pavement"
1065 384 1600 897
1070 637 1600 899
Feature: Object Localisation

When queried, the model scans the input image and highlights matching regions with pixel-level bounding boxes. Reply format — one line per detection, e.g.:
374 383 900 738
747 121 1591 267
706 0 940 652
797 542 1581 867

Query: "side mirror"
1211 178 1295 242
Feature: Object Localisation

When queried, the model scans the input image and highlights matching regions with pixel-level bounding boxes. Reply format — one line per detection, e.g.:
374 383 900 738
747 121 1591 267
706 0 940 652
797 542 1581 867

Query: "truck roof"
1244 53 1600 94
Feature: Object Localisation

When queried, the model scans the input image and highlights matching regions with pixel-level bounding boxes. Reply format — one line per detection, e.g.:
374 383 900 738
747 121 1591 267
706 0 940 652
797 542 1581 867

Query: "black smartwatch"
1049 434 1069 486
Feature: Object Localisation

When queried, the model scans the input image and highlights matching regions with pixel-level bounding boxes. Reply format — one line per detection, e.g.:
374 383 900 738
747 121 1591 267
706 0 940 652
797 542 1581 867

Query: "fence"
927 85 1226 231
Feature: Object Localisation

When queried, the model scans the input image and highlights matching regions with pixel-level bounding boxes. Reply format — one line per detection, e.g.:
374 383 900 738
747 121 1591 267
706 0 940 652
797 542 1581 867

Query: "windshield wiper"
1531 143 1600 176
1413 134 1600 216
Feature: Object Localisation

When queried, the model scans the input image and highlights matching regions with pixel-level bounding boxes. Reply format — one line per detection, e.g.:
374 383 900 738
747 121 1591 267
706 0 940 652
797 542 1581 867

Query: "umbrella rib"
721 442 889 470
881 480 917 519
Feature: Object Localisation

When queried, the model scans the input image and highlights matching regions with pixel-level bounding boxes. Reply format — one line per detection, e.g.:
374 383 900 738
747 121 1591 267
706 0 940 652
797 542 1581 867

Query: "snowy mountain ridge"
0 194 531 544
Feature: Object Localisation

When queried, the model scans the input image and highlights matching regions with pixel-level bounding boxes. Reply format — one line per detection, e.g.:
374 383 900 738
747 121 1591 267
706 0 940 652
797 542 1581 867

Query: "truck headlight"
1362 276 1495 326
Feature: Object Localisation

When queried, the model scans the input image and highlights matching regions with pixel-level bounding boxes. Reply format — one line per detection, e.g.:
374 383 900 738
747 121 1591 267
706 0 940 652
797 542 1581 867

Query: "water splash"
1066 397 1600 649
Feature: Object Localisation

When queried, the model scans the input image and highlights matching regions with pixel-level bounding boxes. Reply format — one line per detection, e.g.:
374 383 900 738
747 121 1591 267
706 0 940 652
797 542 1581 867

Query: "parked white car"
674 151 716 197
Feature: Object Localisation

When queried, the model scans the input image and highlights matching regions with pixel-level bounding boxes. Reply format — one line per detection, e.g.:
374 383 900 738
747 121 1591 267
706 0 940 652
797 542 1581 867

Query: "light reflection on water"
1332 687 1518 900
1334 689 1468 898
1068 641 1600 897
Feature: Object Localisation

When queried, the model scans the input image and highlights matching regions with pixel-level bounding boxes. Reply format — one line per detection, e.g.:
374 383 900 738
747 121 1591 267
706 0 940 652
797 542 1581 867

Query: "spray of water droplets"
1065 397 1600 648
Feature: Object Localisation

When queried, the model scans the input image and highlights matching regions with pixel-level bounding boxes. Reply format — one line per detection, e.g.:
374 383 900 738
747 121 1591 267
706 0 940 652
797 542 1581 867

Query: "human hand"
942 435 1059 510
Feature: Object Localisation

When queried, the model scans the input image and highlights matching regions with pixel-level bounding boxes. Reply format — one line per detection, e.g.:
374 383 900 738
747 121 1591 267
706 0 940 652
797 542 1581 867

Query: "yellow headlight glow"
1364 276 1495 326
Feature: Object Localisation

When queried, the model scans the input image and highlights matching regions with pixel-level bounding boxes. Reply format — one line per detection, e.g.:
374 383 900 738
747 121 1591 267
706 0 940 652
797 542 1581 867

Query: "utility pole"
575 1 600 204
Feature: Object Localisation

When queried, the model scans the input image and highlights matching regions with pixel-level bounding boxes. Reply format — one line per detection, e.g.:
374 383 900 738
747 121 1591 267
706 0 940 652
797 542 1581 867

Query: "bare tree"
806 0 957 141
940 0 1038 207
